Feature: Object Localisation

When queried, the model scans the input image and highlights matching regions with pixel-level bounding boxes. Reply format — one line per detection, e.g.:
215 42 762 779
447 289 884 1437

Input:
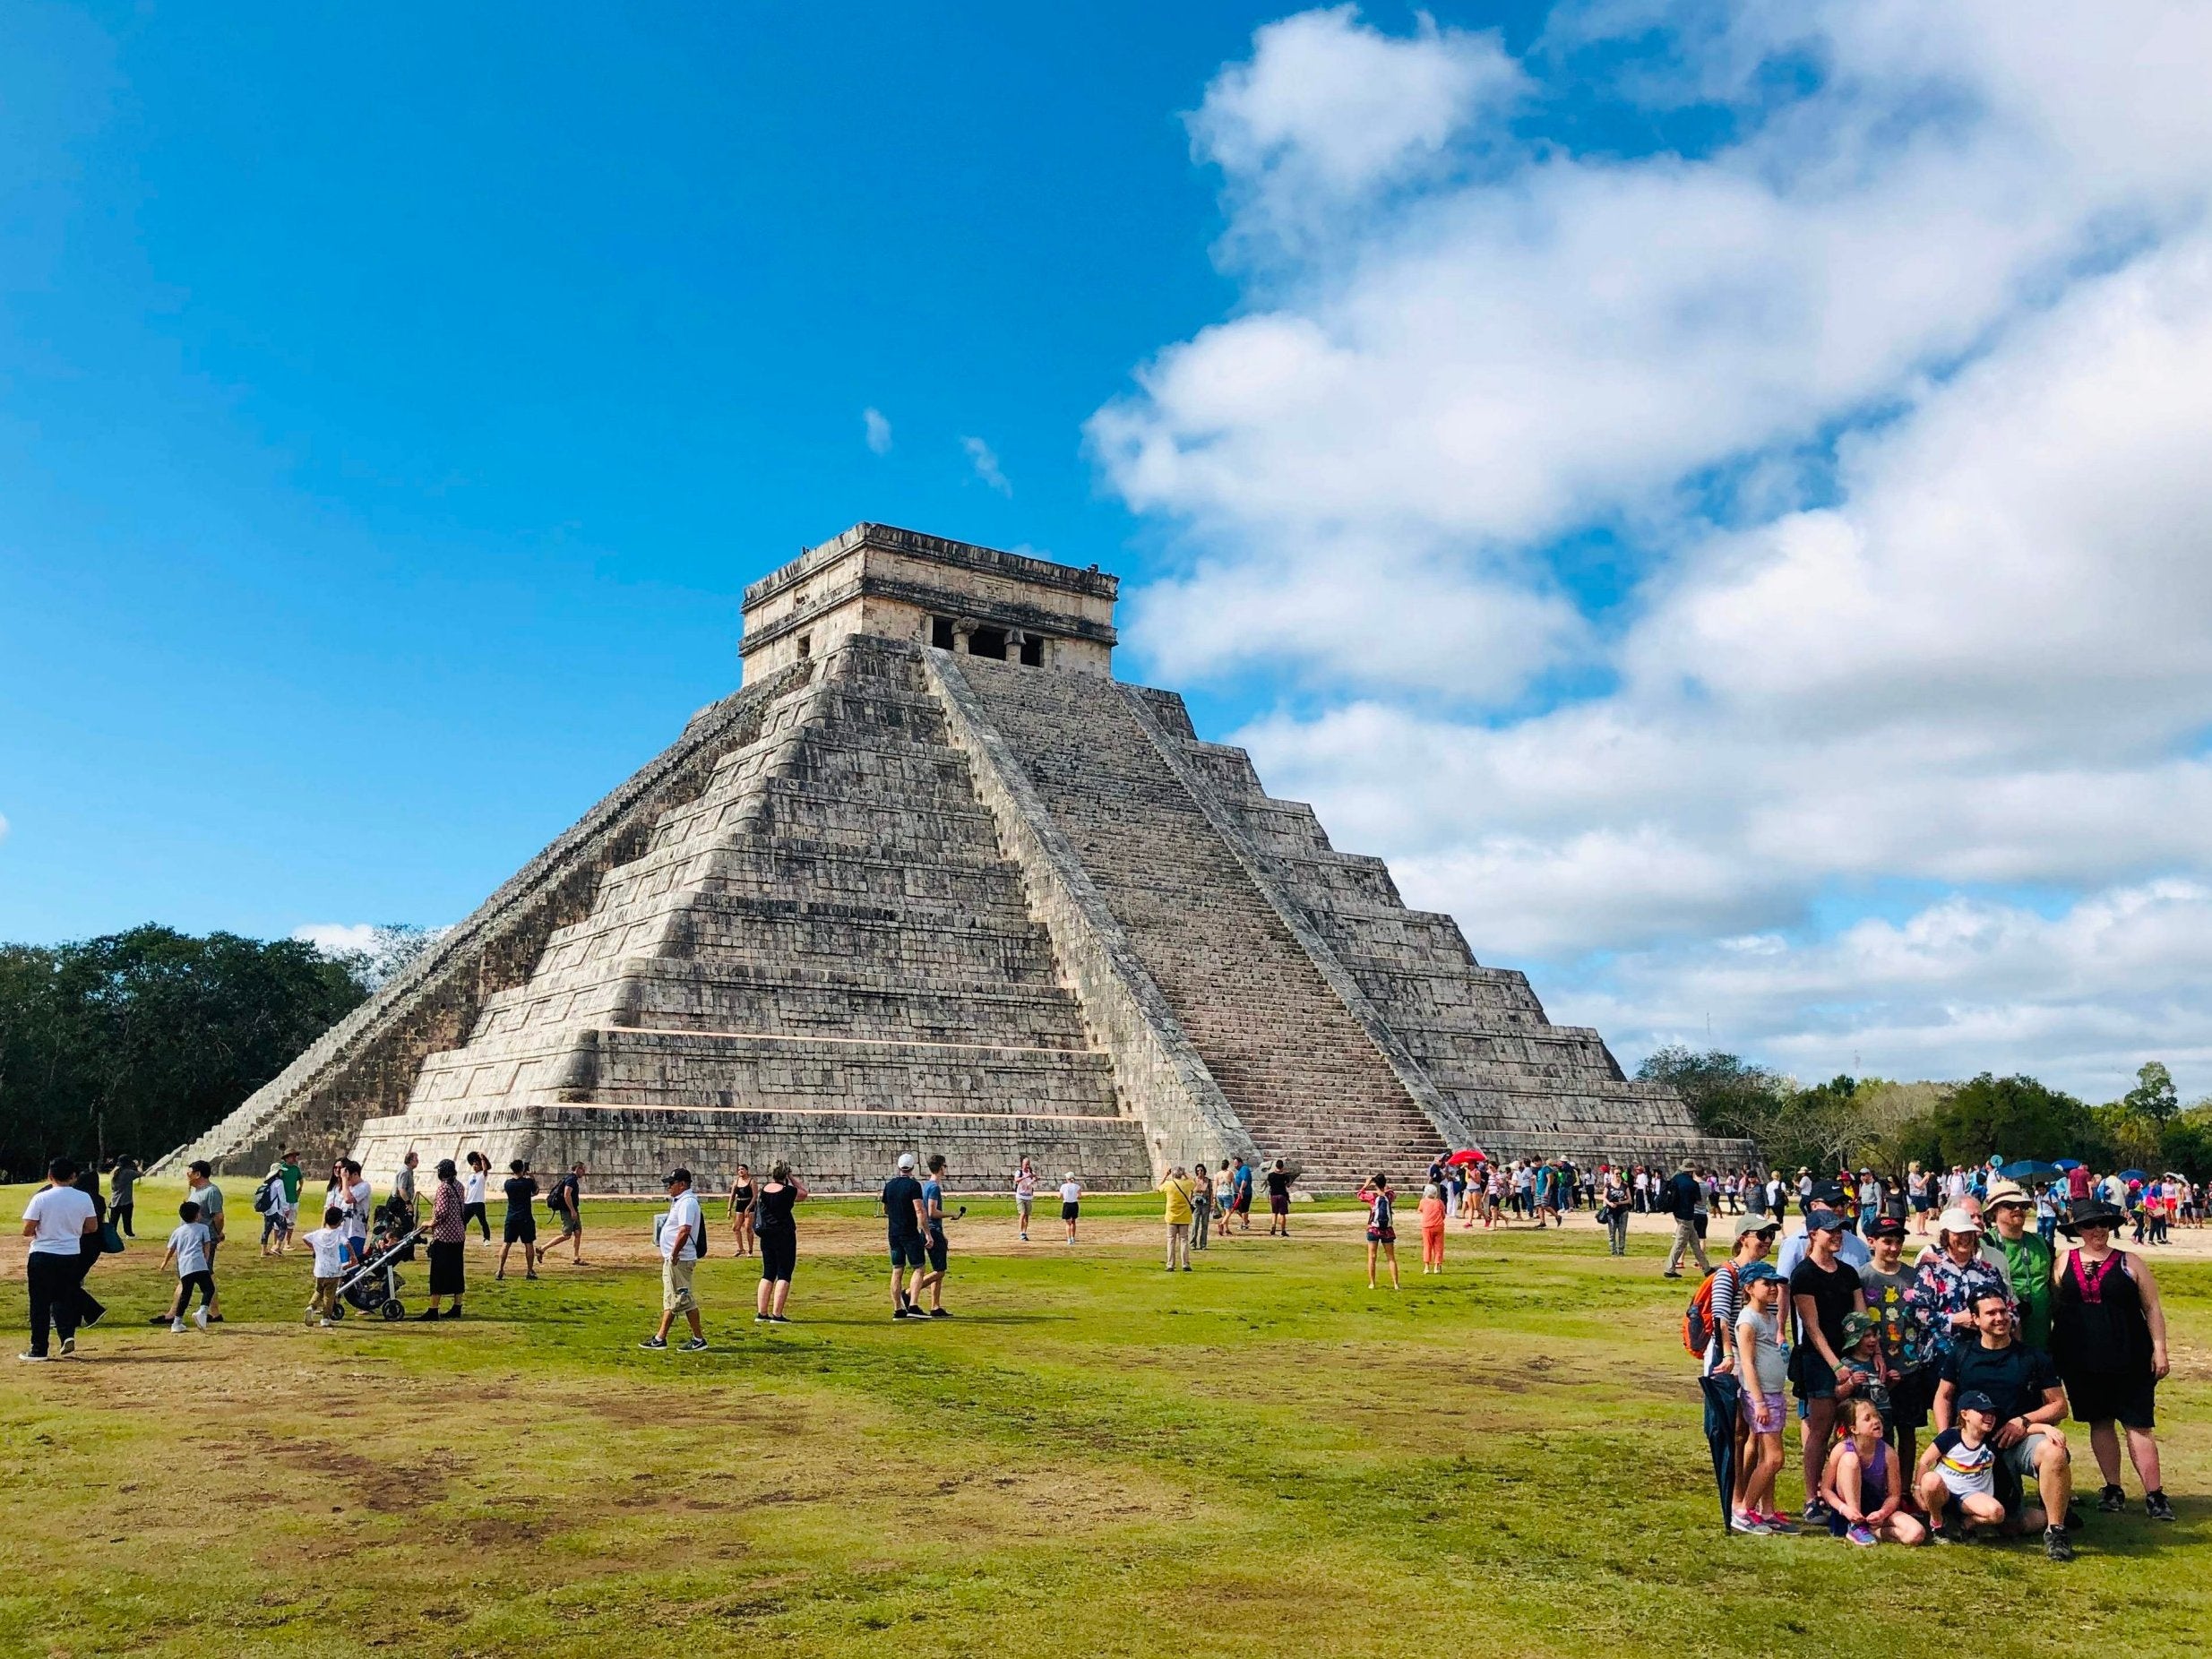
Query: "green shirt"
278 1161 303 1203
1995 1229 2054 1351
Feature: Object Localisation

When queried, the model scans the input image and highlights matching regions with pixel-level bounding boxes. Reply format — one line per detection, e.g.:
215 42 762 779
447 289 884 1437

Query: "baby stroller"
333 1198 427 1321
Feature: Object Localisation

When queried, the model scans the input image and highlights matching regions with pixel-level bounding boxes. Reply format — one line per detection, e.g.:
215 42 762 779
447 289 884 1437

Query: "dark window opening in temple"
931 616 955 649
968 627 1008 660
796 632 811 660
1019 635 1045 666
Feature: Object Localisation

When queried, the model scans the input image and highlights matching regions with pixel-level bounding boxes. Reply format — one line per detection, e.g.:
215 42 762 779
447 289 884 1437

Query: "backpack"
252 1179 278 1215
1681 1267 1725 1355
1651 1179 1675 1216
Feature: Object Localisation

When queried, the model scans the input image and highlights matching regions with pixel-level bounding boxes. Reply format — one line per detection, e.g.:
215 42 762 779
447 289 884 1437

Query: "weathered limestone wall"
153 667 807 1179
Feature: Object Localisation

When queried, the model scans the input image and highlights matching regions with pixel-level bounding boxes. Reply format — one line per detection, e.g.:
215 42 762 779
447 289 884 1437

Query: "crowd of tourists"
1681 1165 2176 1560
11 1141 2191 1567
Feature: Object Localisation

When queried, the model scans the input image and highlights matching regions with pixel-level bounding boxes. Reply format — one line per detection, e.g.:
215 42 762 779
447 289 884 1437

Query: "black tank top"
754 1184 797 1232
2053 1249 2149 1377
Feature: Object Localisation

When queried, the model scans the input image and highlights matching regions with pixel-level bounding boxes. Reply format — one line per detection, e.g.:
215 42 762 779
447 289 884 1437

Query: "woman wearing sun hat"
2052 1197 2173 1522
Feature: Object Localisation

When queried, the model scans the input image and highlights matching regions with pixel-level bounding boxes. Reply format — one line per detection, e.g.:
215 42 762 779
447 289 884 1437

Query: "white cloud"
862 407 892 455
293 923 383 957
961 434 1011 496
0 810 9 844
1100 3 2212 1093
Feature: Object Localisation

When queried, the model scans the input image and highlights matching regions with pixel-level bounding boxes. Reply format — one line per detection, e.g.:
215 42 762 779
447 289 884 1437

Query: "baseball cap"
1738 1260 1781 1284
1869 1215 1906 1239
896 1152 916 1170
1958 1389 1998 1416
665 1167 692 1186
1936 1206 1982 1236
1806 1208 1846 1233
1732 1213 1779 1240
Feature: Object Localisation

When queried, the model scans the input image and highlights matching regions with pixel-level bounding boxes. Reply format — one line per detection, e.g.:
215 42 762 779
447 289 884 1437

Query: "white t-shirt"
1059 1182 1081 1205
345 1179 372 1238
661 1191 703 1260
22 1186 98 1256
168 1221 211 1277
464 1170 487 1204
303 1226 349 1277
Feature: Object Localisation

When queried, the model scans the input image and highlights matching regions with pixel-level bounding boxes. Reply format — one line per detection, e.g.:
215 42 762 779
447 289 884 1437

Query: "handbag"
100 1219 125 1253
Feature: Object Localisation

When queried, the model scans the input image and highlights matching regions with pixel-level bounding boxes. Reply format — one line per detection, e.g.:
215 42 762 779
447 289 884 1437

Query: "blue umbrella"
2001 1159 2063 1181
2054 1158 2083 1171
2119 1169 2147 1182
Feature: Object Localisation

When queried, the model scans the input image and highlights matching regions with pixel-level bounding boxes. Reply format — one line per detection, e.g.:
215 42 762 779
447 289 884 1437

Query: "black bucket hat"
2061 1198 2125 1235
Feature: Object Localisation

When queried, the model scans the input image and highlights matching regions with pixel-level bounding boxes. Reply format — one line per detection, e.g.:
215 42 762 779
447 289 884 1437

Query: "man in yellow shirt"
1161 1166 1197 1272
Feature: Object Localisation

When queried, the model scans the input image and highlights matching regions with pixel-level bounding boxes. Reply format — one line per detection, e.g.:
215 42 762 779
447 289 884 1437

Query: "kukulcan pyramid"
161 525 1749 1191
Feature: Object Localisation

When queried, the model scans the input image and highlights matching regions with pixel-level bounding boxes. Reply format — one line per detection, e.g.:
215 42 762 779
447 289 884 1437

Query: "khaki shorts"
662 1255 697 1312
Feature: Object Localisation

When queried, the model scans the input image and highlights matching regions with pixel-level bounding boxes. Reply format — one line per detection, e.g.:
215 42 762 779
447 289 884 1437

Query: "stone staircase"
957 658 1448 1190
353 637 1154 1192
1158 714 1738 1168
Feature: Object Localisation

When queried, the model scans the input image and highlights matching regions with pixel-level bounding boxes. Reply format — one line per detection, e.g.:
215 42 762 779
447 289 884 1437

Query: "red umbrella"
1445 1148 1487 1165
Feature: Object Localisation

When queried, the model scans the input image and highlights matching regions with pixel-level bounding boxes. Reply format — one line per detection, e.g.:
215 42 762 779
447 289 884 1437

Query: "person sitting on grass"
1821 1397 1925 1546
1917 1389 2008 1543
1931 1290 2075 1560
1731 1261 1790 1533
1356 1173 1400 1290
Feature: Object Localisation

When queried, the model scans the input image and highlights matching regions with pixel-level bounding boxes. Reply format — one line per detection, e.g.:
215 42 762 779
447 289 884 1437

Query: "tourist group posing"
1693 1176 2173 1560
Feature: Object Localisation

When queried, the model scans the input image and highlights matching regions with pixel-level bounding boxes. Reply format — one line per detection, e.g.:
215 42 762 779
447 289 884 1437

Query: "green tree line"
1640 1045 2212 1178
0 925 367 1178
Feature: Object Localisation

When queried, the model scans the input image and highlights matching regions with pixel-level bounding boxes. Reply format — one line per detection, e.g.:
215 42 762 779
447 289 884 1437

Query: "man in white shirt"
641 1168 707 1352
21 1157 99 1360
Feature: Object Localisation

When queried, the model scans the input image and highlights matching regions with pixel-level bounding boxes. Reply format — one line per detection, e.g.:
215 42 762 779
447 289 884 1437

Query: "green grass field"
2 1183 2206 1658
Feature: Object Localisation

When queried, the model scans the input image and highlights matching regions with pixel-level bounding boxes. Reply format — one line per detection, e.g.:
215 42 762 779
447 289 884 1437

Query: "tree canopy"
0 925 366 1177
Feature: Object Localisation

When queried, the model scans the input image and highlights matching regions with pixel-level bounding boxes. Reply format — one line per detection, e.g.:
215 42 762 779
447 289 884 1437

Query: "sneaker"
148 1313 172 1325
1928 1526 1958 1545
2044 1524 2075 1562
59 1337 74 1356
414 1309 441 1321
928 1308 951 1319
1662 1270 1683 1279
193 1309 210 1330
1730 1510 1771 1534
205 1314 223 1323
169 1319 187 1334
755 1312 771 1323
2097 1483 2127 1513
891 1307 910 1319
445 1306 462 1319
1018 1232 1029 1242
18 1352 52 1362
1800 1500 1834 1526
315 1319 334 1328
1759 1509 1796 1533
638 1336 667 1350
677 1337 708 1352
2147 1491 2175 1522
768 1314 791 1323
1846 1523 1878 1548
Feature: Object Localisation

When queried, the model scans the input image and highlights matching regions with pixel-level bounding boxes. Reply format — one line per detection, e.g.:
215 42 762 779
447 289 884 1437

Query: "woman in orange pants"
1418 1182 1448 1273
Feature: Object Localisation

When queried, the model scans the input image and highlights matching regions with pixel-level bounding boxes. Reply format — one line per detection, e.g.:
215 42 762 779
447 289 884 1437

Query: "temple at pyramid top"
740 523 1119 683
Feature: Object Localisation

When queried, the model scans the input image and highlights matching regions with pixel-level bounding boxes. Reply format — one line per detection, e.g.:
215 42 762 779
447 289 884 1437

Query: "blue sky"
8 2 2212 1099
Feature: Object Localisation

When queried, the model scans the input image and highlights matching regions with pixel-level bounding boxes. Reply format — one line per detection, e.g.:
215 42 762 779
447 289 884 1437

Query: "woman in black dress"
71 1166 108 1328
752 1162 808 1323
2051 1197 2173 1520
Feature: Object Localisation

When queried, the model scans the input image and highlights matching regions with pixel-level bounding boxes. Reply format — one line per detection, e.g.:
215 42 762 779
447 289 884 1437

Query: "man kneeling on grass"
1927 1291 2075 1559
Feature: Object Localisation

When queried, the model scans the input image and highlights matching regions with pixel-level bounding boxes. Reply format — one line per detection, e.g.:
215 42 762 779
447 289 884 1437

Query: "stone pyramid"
162 525 1749 1191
